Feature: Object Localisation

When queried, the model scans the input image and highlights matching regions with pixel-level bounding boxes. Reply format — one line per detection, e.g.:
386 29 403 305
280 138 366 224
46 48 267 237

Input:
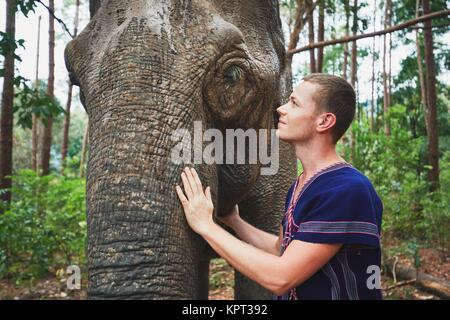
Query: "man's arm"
175 167 342 296
201 223 341 296
220 208 283 256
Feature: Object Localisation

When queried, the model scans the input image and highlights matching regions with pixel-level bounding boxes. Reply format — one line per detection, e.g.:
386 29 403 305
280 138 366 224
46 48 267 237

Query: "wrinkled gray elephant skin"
65 0 296 299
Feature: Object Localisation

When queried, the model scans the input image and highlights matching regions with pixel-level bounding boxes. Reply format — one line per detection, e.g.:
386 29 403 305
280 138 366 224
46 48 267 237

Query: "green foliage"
0 0 38 79
342 105 450 250
0 170 86 282
45 104 87 173
14 80 65 129
209 259 234 290
0 31 25 59
393 0 450 37
418 152 450 249
15 0 38 17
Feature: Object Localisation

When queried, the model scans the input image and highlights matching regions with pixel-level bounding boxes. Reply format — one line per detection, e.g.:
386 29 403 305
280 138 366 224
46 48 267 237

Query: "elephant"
65 0 296 299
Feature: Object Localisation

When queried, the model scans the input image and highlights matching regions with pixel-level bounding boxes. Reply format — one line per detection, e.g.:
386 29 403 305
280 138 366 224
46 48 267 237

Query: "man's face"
276 81 321 144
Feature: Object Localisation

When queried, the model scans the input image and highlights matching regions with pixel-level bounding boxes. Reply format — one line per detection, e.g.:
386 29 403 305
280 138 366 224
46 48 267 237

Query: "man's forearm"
201 223 286 295
227 217 280 256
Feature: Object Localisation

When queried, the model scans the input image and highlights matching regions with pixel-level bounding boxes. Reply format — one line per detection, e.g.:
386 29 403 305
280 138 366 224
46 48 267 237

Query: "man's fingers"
181 172 194 199
184 167 199 193
205 186 212 201
175 185 189 207
190 168 203 191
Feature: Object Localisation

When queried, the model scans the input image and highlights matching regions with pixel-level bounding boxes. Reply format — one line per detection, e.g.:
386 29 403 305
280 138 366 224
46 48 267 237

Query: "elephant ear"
89 0 102 18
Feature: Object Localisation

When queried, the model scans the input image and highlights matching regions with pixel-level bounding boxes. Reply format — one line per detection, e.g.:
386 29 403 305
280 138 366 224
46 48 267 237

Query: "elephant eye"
223 65 244 84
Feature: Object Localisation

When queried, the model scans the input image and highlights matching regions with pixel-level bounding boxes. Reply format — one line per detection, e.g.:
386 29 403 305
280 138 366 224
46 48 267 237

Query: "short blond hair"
303 73 356 143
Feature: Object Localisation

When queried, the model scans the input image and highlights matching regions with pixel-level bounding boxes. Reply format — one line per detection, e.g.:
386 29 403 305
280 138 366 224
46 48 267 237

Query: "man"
175 73 383 300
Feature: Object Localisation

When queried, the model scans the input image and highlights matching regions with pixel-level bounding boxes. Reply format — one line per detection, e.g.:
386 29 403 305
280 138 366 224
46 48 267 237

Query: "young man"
175 73 383 300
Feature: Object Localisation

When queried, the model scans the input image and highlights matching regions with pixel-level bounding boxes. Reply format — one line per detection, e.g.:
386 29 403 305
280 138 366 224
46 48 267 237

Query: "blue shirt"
274 163 383 300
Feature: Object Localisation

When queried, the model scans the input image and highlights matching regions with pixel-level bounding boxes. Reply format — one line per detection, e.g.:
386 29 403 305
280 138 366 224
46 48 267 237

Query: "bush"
0 170 86 282
340 105 450 250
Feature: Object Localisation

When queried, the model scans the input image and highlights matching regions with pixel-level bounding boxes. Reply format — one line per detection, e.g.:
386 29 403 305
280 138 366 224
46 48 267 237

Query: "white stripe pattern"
298 221 379 238
337 249 360 300
322 263 340 300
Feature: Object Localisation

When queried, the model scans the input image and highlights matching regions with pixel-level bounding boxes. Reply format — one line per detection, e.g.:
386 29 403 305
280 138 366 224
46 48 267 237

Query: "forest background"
0 0 449 299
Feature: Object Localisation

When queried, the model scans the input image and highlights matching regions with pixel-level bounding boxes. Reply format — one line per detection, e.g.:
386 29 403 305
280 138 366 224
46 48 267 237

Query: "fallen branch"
384 258 450 299
289 9 450 54
392 256 398 283
385 279 417 291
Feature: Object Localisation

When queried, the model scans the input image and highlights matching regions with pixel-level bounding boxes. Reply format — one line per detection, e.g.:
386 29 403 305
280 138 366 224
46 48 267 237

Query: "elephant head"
65 0 296 299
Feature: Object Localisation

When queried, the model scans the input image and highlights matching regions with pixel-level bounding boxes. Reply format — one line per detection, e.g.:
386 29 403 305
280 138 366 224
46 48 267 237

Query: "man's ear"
316 113 336 133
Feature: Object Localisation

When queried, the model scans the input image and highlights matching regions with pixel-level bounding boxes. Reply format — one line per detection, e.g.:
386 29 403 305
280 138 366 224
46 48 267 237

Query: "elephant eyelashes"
203 56 258 123
223 65 244 85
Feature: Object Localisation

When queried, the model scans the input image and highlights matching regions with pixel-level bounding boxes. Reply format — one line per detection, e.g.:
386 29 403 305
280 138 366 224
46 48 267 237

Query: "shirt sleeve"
291 181 381 248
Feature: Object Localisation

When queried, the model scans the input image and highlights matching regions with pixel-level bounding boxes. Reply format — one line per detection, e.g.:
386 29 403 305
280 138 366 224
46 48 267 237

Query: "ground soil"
1 246 448 300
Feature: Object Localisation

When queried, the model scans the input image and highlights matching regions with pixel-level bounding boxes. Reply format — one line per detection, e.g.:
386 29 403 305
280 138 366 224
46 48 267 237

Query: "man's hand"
175 167 215 236
217 204 241 229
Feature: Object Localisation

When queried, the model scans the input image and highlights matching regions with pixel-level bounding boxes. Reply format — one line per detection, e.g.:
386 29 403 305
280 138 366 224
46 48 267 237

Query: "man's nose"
277 104 287 116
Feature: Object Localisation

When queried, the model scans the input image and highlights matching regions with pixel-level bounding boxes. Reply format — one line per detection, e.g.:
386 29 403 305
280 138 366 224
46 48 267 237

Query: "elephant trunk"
85 103 209 299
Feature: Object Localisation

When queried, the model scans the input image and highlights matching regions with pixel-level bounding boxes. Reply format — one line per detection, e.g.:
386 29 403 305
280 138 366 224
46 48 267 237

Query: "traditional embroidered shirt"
274 162 383 300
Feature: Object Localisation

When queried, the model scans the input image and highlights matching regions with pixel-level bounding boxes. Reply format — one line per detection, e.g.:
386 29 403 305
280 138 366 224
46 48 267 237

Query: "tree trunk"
32 15 42 172
382 0 391 136
61 0 81 173
343 0 350 80
370 0 377 133
332 7 336 74
289 9 450 54
422 0 440 190
287 0 294 36
307 0 316 73
40 0 55 175
388 17 392 112
350 0 358 87
384 258 450 299
286 0 305 73
416 0 428 135
317 0 324 73
0 0 16 210
350 0 358 162
376 32 382 131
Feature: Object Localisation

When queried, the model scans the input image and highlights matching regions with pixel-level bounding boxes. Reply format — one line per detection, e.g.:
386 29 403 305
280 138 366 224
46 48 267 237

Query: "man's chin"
276 129 290 142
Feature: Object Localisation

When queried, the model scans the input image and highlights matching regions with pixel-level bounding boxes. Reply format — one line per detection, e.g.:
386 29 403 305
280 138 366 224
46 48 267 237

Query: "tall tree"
331 4 337 74
40 0 55 175
286 0 304 73
370 0 377 132
317 0 325 72
350 0 358 87
422 0 440 190
350 0 358 161
0 0 16 209
307 0 316 73
415 0 428 128
286 0 318 74
61 0 81 173
382 0 392 136
32 15 42 171
388 3 392 113
342 0 350 79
